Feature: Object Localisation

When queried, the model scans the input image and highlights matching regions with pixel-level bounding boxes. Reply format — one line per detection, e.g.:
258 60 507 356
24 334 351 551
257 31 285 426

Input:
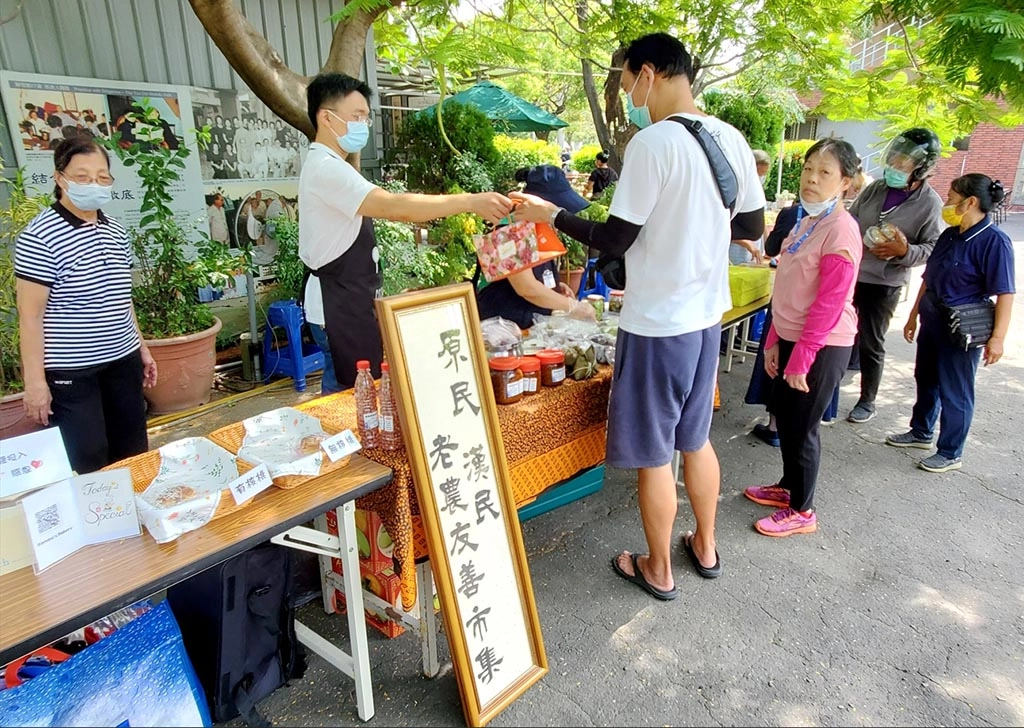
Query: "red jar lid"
519 356 541 373
488 356 522 371
535 349 565 364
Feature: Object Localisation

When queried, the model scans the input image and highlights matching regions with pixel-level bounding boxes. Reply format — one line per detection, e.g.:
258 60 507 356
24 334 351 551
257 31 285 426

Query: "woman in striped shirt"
16 138 157 473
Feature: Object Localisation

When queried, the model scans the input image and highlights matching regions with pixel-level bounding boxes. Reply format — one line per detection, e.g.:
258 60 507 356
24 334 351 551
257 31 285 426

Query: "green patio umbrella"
419 81 568 133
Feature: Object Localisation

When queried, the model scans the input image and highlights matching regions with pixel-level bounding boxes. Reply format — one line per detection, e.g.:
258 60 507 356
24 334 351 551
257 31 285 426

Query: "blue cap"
524 165 590 213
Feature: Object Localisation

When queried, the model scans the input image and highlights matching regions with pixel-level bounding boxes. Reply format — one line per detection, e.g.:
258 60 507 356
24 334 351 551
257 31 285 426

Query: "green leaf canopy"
419 81 569 132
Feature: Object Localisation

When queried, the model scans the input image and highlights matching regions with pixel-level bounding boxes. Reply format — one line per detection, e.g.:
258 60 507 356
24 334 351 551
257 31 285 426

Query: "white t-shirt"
609 113 766 337
298 142 377 269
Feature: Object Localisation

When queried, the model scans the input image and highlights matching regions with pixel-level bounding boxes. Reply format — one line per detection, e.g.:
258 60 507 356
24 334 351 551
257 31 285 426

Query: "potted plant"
0 170 51 438
559 201 609 293
105 101 242 414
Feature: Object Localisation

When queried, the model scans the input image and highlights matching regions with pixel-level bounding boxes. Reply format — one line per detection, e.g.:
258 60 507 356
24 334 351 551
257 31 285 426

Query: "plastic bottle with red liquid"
378 361 403 451
353 359 380 449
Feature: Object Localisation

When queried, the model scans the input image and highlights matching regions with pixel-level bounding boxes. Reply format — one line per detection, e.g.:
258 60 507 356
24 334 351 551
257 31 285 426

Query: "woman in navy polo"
887 174 1014 472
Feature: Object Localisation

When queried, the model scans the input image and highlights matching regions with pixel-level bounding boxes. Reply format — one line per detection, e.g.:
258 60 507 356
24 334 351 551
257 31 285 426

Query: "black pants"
853 281 903 407
46 350 148 474
773 341 852 512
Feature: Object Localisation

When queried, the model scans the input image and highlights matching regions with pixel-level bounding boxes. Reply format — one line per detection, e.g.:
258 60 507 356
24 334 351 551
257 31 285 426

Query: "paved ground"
170 214 1024 727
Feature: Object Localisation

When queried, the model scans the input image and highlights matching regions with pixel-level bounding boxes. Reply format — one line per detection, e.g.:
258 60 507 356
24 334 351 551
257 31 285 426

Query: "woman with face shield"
845 128 945 424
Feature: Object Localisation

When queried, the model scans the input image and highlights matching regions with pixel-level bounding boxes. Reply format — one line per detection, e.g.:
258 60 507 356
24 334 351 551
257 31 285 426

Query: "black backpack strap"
233 676 273 728
668 116 739 213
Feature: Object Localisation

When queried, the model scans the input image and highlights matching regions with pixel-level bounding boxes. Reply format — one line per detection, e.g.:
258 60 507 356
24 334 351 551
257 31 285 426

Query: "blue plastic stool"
262 299 325 392
577 257 610 300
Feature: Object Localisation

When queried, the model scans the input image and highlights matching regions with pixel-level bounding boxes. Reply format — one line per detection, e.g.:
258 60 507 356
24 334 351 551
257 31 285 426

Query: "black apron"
311 216 383 389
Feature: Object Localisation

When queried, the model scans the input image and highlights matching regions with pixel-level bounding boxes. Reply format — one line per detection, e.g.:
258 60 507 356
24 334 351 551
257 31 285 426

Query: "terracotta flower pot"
143 318 223 415
0 391 43 440
560 268 585 297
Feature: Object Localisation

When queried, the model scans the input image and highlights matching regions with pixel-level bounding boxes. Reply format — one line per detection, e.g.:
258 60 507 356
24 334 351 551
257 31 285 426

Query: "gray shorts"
606 325 720 468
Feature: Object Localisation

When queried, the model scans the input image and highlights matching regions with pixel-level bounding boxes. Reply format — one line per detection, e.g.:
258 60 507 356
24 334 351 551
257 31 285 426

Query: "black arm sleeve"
554 210 643 258
731 208 766 241
764 204 800 257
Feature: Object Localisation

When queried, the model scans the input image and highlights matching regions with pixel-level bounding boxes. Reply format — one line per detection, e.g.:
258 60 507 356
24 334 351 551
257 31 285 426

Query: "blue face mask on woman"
328 111 370 153
883 166 911 189
625 72 653 129
64 180 112 211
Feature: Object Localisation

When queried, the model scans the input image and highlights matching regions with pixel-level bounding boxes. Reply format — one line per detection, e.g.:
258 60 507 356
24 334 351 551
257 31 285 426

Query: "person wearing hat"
584 151 619 199
845 127 944 424
476 165 596 328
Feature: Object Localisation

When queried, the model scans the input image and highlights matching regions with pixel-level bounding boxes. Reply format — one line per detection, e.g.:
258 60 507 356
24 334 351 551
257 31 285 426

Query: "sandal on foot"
682 531 722 579
611 553 678 601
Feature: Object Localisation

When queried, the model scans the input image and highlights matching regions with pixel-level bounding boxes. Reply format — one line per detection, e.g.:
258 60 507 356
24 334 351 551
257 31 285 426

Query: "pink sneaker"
755 507 817 537
744 484 790 508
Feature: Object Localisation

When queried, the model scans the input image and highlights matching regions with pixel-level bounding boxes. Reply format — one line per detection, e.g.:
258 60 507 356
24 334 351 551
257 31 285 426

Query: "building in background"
790 18 1023 210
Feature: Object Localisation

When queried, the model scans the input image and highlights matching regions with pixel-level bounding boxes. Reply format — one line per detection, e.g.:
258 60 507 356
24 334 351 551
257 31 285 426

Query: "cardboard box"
728 266 771 307
325 507 394 574
334 567 405 638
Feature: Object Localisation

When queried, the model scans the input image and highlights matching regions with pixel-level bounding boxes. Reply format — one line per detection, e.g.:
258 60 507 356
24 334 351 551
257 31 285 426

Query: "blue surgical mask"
329 111 370 153
884 166 910 189
625 73 653 129
64 180 112 211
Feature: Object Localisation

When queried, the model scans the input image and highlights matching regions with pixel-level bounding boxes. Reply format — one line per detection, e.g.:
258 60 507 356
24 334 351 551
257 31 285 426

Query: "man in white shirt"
512 33 765 600
207 194 229 243
299 73 512 389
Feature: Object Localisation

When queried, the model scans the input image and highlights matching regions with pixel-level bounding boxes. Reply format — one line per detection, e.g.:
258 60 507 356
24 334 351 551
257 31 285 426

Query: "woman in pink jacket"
744 139 863 537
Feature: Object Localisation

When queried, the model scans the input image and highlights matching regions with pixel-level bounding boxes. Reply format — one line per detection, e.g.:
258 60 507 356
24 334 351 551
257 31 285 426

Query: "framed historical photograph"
375 283 547 727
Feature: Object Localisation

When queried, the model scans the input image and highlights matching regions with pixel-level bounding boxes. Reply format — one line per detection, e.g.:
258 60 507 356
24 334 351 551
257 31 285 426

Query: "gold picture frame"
375 283 547 727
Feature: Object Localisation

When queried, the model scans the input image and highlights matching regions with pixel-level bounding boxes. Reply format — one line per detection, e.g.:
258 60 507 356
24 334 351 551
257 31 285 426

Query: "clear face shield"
884 135 929 174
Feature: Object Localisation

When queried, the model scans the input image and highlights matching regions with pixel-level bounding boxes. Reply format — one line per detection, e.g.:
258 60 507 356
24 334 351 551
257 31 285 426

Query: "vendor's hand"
141 345 158 388
984 336 1004 366
23 381 53 426
508 191 557 224
904 315 919 343
765 344 780 378
736 239 763 265
784 372 810 392
556 282 575 298
567 300 597 321
469 192 514 225
871 227 909 260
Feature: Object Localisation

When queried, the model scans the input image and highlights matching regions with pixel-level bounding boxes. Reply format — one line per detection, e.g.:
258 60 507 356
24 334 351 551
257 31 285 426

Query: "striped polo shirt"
15 203 140 370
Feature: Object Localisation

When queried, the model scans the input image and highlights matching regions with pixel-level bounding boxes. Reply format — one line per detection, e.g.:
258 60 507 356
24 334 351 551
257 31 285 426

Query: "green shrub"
490 135 561 191
700 89 785 158
571 144 604 174
766 139 817 201
375 218 440 295
425 213 481 287
396 102 499 193
271 217 304 301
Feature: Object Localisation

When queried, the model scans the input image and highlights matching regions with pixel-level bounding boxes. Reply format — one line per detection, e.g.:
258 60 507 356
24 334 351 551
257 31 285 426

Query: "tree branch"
188 0 313 137
894 15 922 73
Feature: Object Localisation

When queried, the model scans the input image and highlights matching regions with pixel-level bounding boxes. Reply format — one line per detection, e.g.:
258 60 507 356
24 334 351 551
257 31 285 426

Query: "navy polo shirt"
924 216 1015 306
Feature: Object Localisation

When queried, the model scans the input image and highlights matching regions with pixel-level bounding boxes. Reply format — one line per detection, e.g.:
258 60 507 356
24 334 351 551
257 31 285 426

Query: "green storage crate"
728 266 771 306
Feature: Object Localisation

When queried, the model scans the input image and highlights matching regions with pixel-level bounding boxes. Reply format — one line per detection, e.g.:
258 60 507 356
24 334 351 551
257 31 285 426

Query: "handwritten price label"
321 430 362 462
228 463 273 505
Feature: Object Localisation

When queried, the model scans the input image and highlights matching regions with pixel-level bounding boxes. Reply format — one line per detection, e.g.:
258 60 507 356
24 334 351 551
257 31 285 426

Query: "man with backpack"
511 32 765 600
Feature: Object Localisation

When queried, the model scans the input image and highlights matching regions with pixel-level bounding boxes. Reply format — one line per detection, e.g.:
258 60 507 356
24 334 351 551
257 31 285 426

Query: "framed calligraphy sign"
376 283 547 727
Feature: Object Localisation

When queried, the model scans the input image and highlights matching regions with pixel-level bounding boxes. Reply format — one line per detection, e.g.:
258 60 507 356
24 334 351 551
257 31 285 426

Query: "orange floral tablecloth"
298 366 612 610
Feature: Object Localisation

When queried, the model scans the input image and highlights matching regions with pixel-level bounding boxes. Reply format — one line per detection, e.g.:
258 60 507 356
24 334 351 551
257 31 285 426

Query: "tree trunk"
602 46 632 171
576 1 617 167
188 0 392 140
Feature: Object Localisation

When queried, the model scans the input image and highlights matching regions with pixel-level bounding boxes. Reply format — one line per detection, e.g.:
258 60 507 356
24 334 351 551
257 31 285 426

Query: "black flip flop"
610 553 678 601
682 532 723 579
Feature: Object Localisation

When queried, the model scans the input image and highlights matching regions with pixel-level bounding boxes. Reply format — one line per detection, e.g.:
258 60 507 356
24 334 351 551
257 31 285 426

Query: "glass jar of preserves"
519 356 540 395
608 290 624 313
586 294 605 318
535 349 566 388
489 357 524 404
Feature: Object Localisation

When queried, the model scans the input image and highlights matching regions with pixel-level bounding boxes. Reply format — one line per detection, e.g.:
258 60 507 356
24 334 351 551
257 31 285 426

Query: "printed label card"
0 428 73 500
0 503 35 575
72 469 140 544
21 479 85 573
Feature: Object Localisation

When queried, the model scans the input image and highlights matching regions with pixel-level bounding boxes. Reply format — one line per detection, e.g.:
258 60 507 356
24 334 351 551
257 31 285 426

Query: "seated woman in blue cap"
476 165 596 327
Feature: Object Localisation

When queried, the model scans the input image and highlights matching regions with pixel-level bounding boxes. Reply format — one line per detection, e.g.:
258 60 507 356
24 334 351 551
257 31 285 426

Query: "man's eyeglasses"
325 109 373 128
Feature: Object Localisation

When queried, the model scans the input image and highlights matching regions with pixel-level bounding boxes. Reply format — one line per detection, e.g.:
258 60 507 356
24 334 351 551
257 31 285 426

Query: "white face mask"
799 195 837 217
